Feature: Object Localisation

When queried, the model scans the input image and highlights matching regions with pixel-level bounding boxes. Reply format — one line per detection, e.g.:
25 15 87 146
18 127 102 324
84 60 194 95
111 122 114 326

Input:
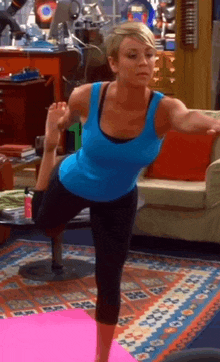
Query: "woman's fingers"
58 104 69 129
49 102 67 110
49 103 56 111
56 101 67 110
46 102 68 131
62 101 67 110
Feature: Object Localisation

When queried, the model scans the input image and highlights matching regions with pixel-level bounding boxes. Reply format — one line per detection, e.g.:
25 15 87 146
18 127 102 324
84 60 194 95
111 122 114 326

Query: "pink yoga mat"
0 309 137 361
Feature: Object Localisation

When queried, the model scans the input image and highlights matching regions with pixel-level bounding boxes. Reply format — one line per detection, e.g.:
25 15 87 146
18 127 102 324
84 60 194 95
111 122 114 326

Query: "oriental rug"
1 240 220 361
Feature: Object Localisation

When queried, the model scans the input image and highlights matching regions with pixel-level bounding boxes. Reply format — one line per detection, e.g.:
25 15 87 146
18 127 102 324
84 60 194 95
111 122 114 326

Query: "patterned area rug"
1 240 220 362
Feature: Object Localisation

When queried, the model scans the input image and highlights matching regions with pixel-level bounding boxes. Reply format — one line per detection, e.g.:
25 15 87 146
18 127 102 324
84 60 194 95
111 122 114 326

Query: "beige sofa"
133 110 220 244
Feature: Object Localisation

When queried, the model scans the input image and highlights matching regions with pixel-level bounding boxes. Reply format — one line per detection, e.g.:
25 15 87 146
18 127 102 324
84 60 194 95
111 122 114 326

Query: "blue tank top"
59 82 165 202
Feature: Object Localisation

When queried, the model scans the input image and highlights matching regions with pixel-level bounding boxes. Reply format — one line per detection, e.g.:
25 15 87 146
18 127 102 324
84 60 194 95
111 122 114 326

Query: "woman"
32 21 220 362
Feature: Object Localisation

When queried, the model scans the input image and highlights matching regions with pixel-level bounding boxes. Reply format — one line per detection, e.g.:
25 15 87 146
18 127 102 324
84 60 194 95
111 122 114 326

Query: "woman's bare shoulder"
68 81 110 120
68 83 92 116
155 94 189 137
154 95 176 137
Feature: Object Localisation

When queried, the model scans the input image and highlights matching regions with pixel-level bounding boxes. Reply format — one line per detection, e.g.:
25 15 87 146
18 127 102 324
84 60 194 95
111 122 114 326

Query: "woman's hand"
57 106 73 132
44 102 67 152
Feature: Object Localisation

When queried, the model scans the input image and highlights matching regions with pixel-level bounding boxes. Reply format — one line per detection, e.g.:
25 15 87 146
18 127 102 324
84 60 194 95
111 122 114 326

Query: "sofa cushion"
137 179 206 208
145 131 216 181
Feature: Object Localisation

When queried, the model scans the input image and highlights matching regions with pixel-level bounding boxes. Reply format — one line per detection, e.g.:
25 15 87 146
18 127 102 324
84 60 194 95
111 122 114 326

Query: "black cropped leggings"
32 157 138 325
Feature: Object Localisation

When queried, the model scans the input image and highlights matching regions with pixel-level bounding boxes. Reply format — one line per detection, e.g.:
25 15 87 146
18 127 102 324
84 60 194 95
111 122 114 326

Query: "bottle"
24 187 33 219
57 22 68 51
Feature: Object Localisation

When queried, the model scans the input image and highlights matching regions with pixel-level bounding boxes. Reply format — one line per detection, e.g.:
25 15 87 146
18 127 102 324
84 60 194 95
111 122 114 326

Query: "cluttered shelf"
0 187 90 228
0 209 91 229
0 148 90 229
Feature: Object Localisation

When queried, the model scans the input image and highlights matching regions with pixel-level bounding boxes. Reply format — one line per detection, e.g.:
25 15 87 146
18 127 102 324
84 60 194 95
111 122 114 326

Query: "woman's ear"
107 56 118 74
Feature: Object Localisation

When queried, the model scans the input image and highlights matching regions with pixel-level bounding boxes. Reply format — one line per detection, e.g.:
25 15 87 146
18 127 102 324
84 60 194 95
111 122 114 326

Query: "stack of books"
0 189 25 220
0 206 25 221
0 144 36 161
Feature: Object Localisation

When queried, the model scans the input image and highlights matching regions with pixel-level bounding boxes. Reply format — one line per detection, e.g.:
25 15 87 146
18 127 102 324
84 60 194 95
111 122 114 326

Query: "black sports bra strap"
98 82 111 119
149 90 154 103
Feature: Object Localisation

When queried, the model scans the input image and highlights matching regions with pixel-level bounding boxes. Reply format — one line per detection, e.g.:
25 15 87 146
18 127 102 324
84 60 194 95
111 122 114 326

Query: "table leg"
51 233 64 272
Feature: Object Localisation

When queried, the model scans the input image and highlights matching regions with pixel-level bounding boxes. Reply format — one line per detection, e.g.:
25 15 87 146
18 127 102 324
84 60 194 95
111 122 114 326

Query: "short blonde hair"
105 21 156 61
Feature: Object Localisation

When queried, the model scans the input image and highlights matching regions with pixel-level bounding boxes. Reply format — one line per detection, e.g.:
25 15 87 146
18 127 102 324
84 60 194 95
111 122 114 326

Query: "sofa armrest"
206 158 220 208
138 167 148 182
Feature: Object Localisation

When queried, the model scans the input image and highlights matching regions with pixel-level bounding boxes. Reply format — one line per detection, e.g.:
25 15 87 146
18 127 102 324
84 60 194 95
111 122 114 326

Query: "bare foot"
44 102 67 152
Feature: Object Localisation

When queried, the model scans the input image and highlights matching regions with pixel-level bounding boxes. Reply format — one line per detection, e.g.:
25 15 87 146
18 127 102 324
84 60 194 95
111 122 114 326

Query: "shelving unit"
149 50 176 96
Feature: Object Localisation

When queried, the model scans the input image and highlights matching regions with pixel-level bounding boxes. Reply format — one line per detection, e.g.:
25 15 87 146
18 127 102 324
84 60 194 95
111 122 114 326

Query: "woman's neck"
112 80 150 110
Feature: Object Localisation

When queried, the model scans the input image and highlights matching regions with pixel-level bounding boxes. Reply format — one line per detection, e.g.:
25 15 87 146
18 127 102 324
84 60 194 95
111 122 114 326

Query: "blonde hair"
105 21 156 61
